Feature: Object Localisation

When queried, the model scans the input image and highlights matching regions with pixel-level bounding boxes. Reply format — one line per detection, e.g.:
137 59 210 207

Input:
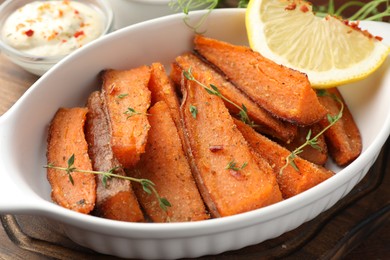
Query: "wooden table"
1 47 390 260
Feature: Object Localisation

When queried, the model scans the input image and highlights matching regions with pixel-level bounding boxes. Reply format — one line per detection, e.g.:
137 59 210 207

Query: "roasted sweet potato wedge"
235 119 334 199
85 91 144 222
193 35 327 125
47 107 96 214
101 66 152 168
148 62 186 147
132 101 209 222
281 124 328 166
180 72 282 217
170 52 297 143
317 88 362 166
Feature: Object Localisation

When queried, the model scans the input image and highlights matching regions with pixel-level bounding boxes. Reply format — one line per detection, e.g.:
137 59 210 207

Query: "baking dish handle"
0 116 39 213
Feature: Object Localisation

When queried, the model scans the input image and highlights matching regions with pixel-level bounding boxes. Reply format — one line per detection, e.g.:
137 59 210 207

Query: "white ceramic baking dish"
0 9 389 259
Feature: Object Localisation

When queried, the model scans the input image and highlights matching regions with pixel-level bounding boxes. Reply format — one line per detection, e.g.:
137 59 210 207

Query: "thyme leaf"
226 160 248 171
117 93 128 99
124 107 150 119
279 90 344 176
190 104 198 118
44 155 171 211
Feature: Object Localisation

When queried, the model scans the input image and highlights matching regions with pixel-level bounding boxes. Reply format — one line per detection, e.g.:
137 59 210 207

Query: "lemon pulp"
246 0 390 88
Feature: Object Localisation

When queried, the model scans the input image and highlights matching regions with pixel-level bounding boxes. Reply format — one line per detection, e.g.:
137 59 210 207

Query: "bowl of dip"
0 0 113 76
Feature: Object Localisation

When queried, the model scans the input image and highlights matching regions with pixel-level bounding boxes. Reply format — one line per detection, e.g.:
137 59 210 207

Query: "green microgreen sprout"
44 154 171 211
226 160 248 171
183 68 256 127
279 90 344 176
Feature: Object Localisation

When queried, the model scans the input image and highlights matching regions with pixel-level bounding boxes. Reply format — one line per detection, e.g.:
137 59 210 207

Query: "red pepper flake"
209 145 224 152
300 5 309 13
229 169 245 180
285 3 296 11
73 30 84 38
375 36 383 41
24 29 34 37
74 9 79 15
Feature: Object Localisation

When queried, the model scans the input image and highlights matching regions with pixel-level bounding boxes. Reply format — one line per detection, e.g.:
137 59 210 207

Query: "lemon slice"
246 0 390 88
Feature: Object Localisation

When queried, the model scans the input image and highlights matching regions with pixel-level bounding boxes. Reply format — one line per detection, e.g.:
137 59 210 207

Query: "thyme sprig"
171 0 389 32
279 90 344 175
183 68 256 127
169 0 219 32
45 154 171 211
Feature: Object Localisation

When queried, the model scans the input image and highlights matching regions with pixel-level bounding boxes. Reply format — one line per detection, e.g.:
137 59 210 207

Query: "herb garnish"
183 68 255 127
189 104 198 118
45 154 171 211
124 107 150 119
171 0 389 31
169 0 219 32
117 93 128 99
226 160 248 171
279 90 344 175
313 0 390 21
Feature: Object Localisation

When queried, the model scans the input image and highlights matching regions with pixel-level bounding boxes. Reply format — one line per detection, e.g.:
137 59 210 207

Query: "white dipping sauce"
2 0 104 57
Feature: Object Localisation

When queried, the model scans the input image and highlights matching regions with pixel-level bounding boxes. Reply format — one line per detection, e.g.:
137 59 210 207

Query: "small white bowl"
0 9 389 259
0 0 113 76
110 0 175 29
110 0 211 29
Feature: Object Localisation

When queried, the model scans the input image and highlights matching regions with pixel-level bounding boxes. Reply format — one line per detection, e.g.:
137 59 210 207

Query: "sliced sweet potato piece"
148 62 186 147
85 91 144 222
47 107 96 214
317 88 362 166
234 119 334 199
193 35 327 125
131 101 209 222
170 52 297 143
180 72 282 218
101 66 151 168
280 124 328 166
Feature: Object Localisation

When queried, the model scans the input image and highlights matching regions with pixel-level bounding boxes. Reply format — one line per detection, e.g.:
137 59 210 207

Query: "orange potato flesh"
235 119 334 199
47 107 96 214
281 124 328 166
180 72 283 217
132 101 209 222
317 88 362 166
170 52 297 143
148 62 186 147
194 35 327 125
101 66 152 168
85 91 144 222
